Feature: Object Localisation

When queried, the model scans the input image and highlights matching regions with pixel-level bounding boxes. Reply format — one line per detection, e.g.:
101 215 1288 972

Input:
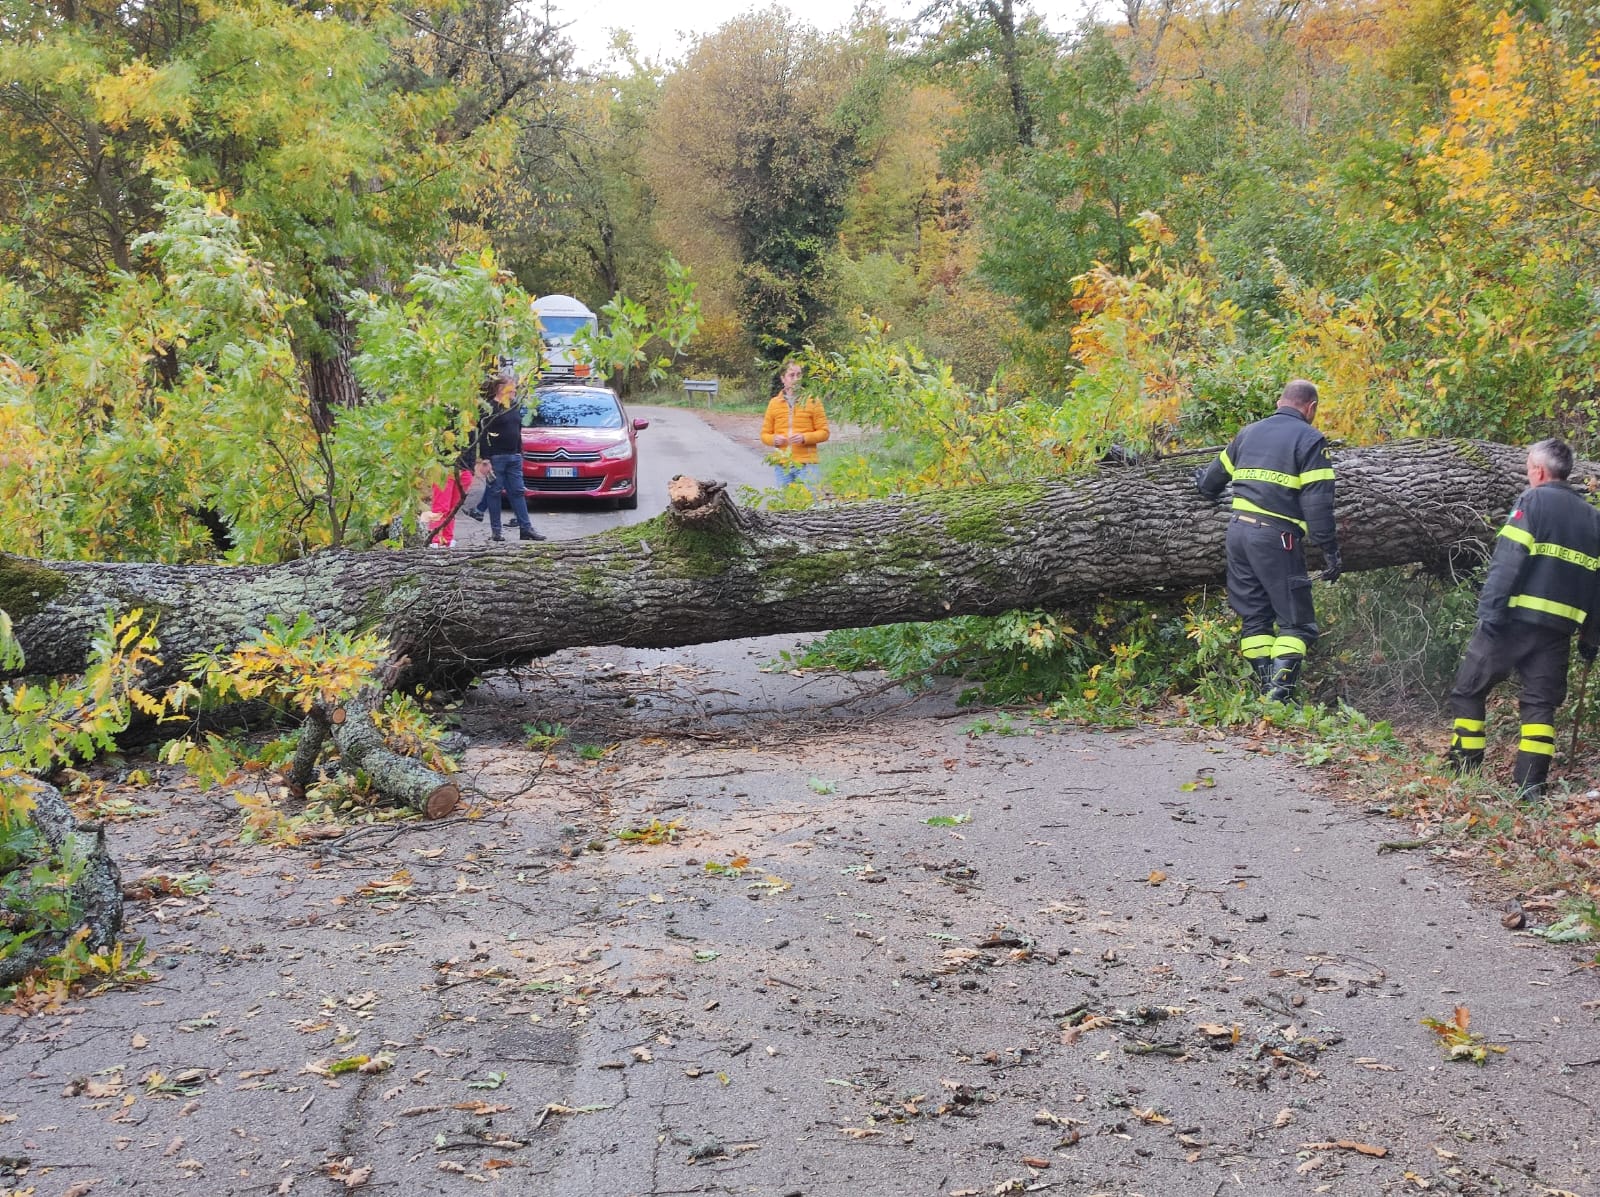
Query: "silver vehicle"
532 293 598 382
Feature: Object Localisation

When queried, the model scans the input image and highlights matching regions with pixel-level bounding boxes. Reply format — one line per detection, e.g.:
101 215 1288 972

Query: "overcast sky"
559 0 1107 70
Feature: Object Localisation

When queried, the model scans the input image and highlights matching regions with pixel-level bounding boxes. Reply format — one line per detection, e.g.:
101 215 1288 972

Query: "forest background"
3 0 1598 561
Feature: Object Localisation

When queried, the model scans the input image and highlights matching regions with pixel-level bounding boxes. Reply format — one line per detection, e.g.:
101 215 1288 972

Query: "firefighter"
1447 438 1600 799
1195 380 1341 701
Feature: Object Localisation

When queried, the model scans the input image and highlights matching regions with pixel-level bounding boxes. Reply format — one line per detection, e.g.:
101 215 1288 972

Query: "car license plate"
545 466 577 478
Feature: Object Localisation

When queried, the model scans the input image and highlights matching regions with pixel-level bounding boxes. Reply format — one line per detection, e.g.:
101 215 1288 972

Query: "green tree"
647 9 888 359
501 55 666 305
975 27 1176 389
570 257 702 391
913 0 1060 158
0 182 543 563
0 0 561 418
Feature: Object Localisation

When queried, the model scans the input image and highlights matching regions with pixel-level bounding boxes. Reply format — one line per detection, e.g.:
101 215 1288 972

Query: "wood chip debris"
1301 1139 1388 1158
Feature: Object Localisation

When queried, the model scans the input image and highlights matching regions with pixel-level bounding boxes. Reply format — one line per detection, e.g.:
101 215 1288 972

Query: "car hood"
520 428 628 450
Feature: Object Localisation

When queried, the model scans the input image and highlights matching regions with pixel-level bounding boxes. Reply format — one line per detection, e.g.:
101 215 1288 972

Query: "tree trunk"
301 302 362 433
0 440 1537 695
983 0 1034 146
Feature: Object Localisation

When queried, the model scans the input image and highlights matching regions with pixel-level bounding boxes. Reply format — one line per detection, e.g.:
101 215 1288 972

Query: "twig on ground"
1243 994 1301 1021
1378 838 1435 853
311 813 491 856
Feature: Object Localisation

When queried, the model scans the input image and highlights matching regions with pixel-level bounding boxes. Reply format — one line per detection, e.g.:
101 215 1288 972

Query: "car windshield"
526 392 623 430
539 316 594 339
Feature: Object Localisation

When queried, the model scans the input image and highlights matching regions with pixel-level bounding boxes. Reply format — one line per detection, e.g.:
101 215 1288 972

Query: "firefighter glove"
1581 642 1598 665
1320 546 1342 583
1192 466 1218 501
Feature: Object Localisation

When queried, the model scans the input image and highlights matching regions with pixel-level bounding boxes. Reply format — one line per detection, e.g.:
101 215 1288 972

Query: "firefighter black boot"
1250 657 1274 695
1267 656 1303 703
1447 718 1485 776
1512 722 1556 799
1512 751 1551 800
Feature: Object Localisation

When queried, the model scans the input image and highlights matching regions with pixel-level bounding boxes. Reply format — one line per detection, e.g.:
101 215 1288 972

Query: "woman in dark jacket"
474 370 545 543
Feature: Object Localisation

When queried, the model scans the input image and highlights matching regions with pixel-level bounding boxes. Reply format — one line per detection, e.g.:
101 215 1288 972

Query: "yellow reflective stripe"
1528 541 1600 571
1231 497 1308 532
1452 734 1487 750
1240 635 1275 659
1453 717 1486 732
1233 467 1301 488
1519 722 1556 757
1508 595 1587 623
1272 636 1307 657
1499 524 1534 549
1298 467 1335 485
1219 450 1235 476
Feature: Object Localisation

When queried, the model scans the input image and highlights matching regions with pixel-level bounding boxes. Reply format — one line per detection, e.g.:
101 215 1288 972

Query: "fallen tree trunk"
0 440 1545 693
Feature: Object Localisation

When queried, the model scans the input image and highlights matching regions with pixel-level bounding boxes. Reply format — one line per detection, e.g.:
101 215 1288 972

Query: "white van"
532 294 598 381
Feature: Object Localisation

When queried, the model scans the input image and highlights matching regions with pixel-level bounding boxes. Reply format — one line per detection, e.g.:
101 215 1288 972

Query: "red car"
520 385 649 510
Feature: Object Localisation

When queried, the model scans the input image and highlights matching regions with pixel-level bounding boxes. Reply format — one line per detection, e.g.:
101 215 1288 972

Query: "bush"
797 568 1480 733
1313 566 1478 720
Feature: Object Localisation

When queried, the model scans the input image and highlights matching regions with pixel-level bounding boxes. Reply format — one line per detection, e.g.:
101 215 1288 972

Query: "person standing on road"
1447 438 1600 799
474 368 546 543
761 358 829 491
1195 379 1341 702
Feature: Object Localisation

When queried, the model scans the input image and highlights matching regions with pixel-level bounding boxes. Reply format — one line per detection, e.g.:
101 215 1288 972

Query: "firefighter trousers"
1225 519 1318 668
1447 621 1570 795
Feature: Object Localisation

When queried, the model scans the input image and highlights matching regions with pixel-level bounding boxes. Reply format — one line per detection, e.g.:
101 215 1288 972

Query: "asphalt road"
7 654 1600 1197
449 404 773 546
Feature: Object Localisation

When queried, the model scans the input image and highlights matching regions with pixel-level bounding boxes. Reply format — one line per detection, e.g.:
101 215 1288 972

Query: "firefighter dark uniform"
1195 407 1339 700
1448 481 1600 796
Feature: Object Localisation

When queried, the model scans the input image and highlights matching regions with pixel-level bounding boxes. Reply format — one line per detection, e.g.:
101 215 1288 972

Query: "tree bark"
0 781 123 987
329 690 461 818
0 440 1540 694
983 0 1034 147
300 302 362 433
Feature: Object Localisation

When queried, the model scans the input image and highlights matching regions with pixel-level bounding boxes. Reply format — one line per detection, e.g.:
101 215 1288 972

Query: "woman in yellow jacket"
760 359 829 491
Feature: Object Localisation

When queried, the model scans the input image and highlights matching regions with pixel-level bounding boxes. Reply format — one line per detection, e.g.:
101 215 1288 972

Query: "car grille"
527 476 604 493
527 449 602 463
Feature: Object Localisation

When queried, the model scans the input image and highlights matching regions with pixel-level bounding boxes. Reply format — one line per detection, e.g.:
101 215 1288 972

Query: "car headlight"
599 439 634 461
